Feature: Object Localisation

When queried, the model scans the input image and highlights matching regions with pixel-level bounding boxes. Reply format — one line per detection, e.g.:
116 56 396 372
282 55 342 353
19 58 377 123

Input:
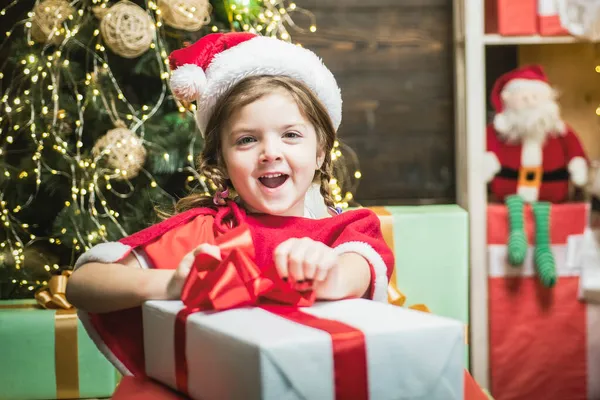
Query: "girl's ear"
316 149 325 170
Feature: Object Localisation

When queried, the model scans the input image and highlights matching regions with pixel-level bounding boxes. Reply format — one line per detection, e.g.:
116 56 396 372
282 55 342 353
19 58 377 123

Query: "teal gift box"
366 205 470 364
0 299 120 400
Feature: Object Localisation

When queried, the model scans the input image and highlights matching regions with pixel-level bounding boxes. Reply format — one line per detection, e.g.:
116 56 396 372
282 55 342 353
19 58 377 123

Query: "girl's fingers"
314 267 330 282
302 246 321 281
314 251 338 282
193 243 221 260
287 240 309 283
274 239 294 280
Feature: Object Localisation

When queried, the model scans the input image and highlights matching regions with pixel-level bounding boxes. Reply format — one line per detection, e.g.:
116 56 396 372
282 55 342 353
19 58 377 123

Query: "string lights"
0 0 360 297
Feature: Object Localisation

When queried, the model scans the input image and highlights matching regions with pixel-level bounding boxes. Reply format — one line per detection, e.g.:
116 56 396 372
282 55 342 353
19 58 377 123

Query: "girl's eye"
236 136 256 145
284 131 301 139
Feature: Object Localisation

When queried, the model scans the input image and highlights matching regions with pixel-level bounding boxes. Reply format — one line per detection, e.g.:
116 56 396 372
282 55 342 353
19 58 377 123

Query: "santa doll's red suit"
486 65 587 203
487 126 586 203
73 201 394 378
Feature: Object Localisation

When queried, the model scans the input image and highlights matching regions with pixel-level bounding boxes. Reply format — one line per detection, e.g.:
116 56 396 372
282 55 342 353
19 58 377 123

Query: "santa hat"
490 64 551 113
168 32 342 136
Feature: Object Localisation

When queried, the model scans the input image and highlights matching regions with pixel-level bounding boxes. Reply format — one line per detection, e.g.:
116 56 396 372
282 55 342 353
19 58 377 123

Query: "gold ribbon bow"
34 270 74 310
388 285 431 313
35 270 80 398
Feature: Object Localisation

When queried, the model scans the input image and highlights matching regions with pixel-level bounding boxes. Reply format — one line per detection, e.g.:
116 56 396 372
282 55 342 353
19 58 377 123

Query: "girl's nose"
260 138 282 163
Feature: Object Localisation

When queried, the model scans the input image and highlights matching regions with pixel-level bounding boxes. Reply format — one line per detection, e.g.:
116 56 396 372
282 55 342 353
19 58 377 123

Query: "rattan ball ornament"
157 0 212 31
92 122 147 180
94 0 154 58
31 0 74 44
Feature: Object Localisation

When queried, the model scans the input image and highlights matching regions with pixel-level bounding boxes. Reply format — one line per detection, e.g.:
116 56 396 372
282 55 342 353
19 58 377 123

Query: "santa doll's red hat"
168 32 342 136
490 64 550 113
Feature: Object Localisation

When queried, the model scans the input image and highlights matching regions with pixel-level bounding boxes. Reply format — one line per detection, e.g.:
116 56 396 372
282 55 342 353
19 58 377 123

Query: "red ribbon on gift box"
174 223 369 400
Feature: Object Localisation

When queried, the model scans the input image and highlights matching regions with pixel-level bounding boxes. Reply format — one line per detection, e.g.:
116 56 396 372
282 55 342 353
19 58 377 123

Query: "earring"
213 187 230 206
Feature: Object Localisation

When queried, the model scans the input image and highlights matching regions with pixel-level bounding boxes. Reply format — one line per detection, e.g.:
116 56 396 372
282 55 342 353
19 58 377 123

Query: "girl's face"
221 89 325 217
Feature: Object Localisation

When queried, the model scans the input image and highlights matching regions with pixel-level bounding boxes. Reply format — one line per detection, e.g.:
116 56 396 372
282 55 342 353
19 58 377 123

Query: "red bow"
174 223 368 400
180 223 315 311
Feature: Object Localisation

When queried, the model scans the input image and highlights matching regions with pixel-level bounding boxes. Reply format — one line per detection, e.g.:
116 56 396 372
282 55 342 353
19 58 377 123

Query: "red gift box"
486 0 538 36
487 203 600 400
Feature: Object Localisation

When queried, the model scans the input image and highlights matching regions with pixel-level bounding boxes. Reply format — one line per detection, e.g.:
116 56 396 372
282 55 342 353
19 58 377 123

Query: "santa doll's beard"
497 101 563 143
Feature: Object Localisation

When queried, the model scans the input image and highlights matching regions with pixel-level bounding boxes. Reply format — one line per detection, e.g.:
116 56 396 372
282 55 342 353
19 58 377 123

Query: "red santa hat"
490 64 550 113
168 32 342 136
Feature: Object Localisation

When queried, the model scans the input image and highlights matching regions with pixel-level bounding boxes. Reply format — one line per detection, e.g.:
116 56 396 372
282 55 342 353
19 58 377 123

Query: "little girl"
66 32 394 377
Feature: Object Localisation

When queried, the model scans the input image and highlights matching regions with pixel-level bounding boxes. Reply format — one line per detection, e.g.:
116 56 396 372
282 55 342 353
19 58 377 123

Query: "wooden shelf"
483 34 581 45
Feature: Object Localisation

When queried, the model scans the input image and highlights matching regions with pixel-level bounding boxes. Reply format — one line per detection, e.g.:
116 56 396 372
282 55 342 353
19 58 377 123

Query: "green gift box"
367 205 469 365
0 299 120 400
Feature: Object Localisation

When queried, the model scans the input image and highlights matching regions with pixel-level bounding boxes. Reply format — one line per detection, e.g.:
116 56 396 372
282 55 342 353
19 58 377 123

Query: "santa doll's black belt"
498 167 569 181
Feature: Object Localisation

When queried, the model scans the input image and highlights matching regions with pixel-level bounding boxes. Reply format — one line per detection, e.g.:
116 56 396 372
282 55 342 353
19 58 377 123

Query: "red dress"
74 201 394 377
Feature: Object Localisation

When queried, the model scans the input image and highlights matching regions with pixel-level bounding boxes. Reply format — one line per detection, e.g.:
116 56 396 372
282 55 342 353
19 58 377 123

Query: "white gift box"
579 228 600 303
143 298 465 400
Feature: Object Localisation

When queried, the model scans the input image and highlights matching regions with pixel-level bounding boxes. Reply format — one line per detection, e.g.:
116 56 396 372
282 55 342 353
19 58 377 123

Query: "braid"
173 157 230 214
201 164 229 194
318 166 335 210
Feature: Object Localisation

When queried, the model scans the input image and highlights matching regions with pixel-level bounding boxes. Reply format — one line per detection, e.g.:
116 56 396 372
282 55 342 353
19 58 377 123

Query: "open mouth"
258 173 289 189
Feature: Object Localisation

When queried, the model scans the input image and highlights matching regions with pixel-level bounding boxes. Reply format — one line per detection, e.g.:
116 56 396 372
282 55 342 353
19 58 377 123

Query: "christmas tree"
0 0 360 299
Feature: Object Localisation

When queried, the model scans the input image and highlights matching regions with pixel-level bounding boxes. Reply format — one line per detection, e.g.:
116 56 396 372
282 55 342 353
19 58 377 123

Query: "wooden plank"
293 3 455 203
519 44 600 161
341 133 455 201
294 5 450 50
296 0 448 9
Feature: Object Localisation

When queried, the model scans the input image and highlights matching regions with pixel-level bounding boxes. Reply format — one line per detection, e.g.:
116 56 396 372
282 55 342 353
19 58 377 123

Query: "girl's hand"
166 243 221 299
273 237 341 297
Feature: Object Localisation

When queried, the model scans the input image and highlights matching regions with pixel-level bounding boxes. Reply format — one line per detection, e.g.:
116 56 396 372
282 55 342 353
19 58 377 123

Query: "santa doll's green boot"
532 201 557 287
506 195 528 266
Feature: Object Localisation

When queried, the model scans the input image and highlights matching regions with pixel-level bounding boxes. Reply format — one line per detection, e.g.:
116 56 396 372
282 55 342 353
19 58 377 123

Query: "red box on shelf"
485 0 538 36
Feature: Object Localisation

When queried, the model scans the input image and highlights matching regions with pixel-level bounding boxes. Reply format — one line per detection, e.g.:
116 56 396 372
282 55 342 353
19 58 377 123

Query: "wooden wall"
295 0 455 206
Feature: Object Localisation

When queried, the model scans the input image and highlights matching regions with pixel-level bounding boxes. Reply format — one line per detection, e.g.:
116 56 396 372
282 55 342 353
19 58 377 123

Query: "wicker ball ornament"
31 0 74 44
94 0 154 58
92 123 147 180
158 0 212 31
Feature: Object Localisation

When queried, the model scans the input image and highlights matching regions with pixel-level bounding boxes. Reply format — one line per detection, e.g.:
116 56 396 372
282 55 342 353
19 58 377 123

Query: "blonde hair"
174 75 337 214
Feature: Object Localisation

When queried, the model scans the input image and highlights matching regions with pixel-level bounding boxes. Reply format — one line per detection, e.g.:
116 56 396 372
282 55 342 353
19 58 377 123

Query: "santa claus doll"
484 64 588 287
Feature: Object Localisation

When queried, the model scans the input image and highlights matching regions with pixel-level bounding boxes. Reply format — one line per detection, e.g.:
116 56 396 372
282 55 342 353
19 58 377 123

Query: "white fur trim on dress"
333 241 389 302
73 241 133 270
195 36 342 136
170 64 207 103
